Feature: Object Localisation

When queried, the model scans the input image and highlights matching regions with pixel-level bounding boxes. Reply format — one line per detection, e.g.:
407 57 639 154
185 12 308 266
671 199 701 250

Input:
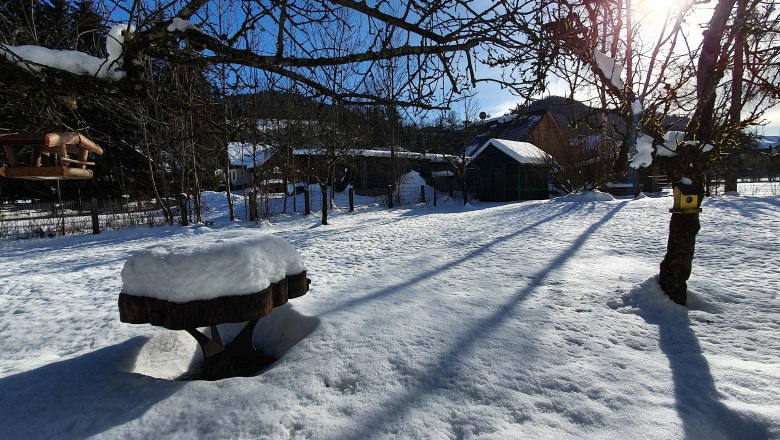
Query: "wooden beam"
45 132 104 155
0 166 93 180
59 157 96 166
0 132 103 154
2 145 18 166
0 133 46 146
32 146 43 167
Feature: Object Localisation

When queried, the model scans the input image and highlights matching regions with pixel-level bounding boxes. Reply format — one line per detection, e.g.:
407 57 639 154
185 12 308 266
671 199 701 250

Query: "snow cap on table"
121 230 306 302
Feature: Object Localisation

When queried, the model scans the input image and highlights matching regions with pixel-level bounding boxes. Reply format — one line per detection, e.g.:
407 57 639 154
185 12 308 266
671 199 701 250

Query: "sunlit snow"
0 187 778 439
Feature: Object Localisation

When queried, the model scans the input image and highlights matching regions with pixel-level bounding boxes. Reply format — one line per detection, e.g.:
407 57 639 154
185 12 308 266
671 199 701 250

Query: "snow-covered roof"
471 113 518 127
470 138 549 165
293 148 459 163
228 142 275 168
465 111 546 157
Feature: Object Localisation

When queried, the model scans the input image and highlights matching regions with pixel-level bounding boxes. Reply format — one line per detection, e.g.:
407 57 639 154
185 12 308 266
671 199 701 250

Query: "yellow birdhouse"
670 182 703 214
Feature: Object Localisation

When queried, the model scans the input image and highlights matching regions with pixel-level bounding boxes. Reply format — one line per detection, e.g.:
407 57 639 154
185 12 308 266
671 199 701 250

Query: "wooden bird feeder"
0 132 104 180
670 181 703 214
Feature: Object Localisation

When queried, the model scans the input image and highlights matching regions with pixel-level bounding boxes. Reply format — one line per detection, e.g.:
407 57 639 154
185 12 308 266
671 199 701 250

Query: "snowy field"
0 188 778 439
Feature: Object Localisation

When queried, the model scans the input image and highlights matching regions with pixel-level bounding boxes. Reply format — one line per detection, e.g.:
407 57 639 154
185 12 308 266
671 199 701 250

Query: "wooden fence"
0 198 172 240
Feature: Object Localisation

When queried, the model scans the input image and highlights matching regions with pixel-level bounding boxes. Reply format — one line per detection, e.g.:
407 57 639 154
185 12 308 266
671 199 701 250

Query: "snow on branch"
167 18 202 33
592 49 624 91
631 131 716 169
0 24 133 81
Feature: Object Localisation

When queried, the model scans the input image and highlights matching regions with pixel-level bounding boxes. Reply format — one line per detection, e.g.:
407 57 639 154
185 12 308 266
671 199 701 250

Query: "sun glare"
637 0 682 26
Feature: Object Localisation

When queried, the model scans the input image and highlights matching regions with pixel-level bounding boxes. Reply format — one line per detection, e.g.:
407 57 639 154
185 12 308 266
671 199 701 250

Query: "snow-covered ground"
0 189 778 439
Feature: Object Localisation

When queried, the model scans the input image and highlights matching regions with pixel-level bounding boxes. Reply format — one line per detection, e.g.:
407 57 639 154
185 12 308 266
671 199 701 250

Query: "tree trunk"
192 154 202 223
724 155 739 193
320 183 328 225
224 161 235 222
725 0 747 194
658 213 701 305
658 0 735 304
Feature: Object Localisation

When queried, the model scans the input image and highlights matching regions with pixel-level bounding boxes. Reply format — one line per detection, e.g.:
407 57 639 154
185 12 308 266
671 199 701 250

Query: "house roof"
466 110 548 156
293 148 460 163
228 143 275 168
470 138 550 165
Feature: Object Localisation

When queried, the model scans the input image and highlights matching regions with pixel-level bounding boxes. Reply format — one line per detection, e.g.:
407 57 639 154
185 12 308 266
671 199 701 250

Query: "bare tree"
539 0 780 305
1 1 549 111
541 0 696 182
547 135 618 193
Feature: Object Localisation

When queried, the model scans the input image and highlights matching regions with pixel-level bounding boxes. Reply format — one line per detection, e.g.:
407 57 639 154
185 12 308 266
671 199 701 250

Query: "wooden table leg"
183 319 275 380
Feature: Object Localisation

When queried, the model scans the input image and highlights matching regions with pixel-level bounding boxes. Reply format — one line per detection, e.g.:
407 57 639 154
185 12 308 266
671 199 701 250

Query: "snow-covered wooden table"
117 231 309 379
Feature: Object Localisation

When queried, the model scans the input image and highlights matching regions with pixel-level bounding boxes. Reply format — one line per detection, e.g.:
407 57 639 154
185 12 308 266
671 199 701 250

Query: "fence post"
387 185 393 208
91 198 100 234
304 188 311 215
248 191 258 222
179 194 189 226
434 190 438 207
420 185 426 204
349 187 354 212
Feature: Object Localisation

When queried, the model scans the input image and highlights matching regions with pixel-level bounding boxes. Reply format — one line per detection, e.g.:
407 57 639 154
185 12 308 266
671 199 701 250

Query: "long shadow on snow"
316 202 582 318
192 202 538 251
0 337 184 440
717 195 780 215
396 200 533 218
624 280 769 439
342 202 627 439
0 225 190 277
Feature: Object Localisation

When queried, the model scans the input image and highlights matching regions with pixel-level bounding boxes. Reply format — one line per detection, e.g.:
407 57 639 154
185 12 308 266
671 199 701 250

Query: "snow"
1 24 132 80
1 191 779 439
121 229 305 302
105 24 132 63
631 99 643 116
593 49 624 90
167 18 201 33
631 134 655 169
473 113 518 126
470 138 549 164
293 148 458 163
228 142 274 168
393 171 434 204
632 131 716 169
681 177 693 185
554 189 616 202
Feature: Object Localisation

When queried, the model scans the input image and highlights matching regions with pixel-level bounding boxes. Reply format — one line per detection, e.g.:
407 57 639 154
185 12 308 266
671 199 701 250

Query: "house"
226 142 461 195
466 109 571 159
457 109 567 201
468 138 551 202
226 142 276 189
293 148 459 196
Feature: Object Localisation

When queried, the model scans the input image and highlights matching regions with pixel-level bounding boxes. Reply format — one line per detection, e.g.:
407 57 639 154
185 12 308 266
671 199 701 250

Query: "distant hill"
225 91 325 121
755 136 780 150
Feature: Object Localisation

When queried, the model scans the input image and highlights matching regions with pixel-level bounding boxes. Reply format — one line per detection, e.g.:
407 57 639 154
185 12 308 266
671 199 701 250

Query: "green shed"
469 138 550 202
